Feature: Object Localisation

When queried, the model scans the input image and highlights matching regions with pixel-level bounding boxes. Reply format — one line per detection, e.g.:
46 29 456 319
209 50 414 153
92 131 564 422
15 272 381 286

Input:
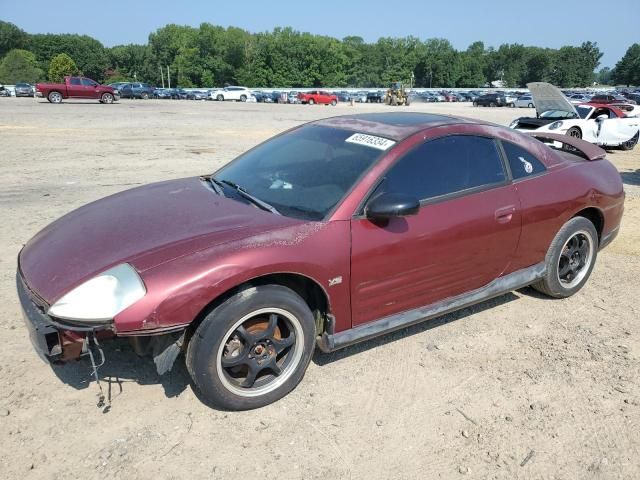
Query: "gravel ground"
0 98 638 479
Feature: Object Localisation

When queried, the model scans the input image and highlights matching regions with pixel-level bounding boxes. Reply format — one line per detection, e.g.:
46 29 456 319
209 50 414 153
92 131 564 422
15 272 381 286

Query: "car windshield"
540 110 577 119
214 125 387 221
575 106 591 119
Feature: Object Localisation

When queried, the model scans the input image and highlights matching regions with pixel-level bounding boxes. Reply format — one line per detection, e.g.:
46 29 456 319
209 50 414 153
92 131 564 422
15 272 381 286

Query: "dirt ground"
0 98 638 480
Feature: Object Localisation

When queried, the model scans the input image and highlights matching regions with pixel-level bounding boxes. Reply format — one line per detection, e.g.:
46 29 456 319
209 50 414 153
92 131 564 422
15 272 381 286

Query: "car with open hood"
510 82 640 150
18 112 624 410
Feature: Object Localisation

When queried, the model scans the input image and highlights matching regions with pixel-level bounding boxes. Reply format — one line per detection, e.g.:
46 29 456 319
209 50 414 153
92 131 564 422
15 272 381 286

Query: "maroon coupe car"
17 113 624 410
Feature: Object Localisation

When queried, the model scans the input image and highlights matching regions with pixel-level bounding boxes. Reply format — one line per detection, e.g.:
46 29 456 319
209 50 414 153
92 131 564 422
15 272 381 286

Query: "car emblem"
519 156 533 174
328 276 342 287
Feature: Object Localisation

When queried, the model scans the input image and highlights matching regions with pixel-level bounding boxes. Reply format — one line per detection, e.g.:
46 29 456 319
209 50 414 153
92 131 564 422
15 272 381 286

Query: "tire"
101 93 114 104
240 95 247 102
217 94 224 101
619 131 638 151
186 285 316 410
528 103 533 108
532 217 598 298
141 92 149 100
48 91 63 104
309 98 315 105
489 102 496 107
330 99 337 106
405 97 411 106
566 127 582 139
473 101 477 107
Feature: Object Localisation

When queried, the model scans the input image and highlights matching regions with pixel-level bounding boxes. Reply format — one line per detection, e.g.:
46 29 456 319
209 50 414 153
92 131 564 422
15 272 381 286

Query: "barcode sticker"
345 133 396 150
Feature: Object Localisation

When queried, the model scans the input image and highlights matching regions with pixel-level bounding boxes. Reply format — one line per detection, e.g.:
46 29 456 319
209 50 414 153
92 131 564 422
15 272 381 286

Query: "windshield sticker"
345 133 396 151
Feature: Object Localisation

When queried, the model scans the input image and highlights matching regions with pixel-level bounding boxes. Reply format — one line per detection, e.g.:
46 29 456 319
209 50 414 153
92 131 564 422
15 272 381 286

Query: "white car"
209 86 252 102
567 94 592 105
514 95 535 108
510 82 640 150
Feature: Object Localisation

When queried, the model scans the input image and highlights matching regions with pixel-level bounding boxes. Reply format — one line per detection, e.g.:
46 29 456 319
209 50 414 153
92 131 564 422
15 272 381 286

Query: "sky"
2 0 638 68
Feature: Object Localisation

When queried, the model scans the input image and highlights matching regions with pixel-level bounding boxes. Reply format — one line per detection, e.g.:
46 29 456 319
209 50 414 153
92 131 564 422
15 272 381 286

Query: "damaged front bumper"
16 272 113 363
17 271 187 375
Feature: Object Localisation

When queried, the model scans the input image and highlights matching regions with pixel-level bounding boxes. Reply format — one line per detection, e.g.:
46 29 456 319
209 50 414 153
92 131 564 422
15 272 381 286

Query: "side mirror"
596 114 608 121
366 192 420 220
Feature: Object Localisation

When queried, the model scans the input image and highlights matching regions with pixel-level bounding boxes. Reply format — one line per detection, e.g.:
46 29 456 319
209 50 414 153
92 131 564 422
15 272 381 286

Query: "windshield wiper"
217 178 281 215
207 176 225 196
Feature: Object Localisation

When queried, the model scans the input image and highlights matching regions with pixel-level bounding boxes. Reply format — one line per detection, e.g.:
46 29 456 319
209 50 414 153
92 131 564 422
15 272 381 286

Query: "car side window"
381 135 506 201
501 141 546 180
81 78 96 87
70 78 81 86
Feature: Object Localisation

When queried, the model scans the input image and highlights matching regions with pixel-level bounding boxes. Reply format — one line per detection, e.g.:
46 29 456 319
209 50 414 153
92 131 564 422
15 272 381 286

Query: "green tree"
30 34 108 81
0 49 43 83
596 66 613 85
0 21 28 58
48 53 79 82
613 44 640 86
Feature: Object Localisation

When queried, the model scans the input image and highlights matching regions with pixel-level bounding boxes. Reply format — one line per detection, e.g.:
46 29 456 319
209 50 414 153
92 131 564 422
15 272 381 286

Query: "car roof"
311 112 476 141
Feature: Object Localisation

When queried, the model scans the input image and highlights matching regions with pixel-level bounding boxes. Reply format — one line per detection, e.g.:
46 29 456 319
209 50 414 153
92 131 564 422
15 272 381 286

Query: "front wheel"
48 91 63 104
566 127 582 139
309 98 315 105
330 99 337 106
217 94 224 101
186 285 316 410
101 93 114 104
240 95 247 102
141 92 149 100
532 217 598 298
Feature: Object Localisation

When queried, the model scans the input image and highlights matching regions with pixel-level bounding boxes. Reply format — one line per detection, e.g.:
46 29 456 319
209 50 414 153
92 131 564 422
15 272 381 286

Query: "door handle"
495 205 516 223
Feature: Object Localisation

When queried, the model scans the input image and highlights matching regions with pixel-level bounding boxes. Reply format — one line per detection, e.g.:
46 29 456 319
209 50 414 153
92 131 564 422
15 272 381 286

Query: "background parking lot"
0 98 639 479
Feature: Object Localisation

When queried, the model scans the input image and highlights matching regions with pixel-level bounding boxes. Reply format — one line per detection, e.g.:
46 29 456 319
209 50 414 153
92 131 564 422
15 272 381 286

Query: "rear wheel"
217 94 224 101
330 99 337 106
186 285 316 410
473 101 477 107
101 93 114 104
240 94 247 102
141 92 149 100
620 132 638 151
533 217 598 298
48 91 63 104
309 98 315 105
489 102 496 107
528 103 533 108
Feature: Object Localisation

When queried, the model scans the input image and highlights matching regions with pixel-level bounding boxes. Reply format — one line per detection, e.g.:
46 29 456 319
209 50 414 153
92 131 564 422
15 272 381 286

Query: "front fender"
114 220 352 334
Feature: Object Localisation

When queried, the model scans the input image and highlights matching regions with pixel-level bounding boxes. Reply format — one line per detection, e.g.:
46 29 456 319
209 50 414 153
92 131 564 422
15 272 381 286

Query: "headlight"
48 264 146 322
549 121 563 130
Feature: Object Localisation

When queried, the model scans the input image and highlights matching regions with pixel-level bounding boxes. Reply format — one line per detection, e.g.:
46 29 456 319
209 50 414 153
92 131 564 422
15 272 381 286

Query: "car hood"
527 82 578 118
19 177 301 304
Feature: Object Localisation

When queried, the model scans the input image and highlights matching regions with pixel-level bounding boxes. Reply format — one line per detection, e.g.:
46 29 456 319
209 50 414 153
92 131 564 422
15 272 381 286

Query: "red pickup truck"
297 90 338 105
36 76 119 104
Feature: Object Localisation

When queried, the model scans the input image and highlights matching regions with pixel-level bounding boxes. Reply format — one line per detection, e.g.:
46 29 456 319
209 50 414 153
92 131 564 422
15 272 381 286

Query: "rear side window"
382 135 506 201
70 78 81 85
502 141 546 179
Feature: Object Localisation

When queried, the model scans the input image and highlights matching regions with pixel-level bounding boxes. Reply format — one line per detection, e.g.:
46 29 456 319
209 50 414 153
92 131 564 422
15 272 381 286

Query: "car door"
80 78 99 98
584 107 640 144
350 134 521 326
67 77 84 98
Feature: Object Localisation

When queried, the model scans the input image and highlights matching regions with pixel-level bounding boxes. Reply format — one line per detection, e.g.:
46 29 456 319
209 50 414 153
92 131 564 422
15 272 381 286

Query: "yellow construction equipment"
385 81 411 106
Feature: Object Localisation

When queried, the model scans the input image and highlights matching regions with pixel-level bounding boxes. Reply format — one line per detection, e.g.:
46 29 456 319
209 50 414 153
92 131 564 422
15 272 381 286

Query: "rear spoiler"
529 132 607 161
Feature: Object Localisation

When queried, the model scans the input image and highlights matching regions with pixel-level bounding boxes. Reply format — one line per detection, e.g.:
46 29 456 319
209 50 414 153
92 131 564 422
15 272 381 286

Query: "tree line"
0 20 638 88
